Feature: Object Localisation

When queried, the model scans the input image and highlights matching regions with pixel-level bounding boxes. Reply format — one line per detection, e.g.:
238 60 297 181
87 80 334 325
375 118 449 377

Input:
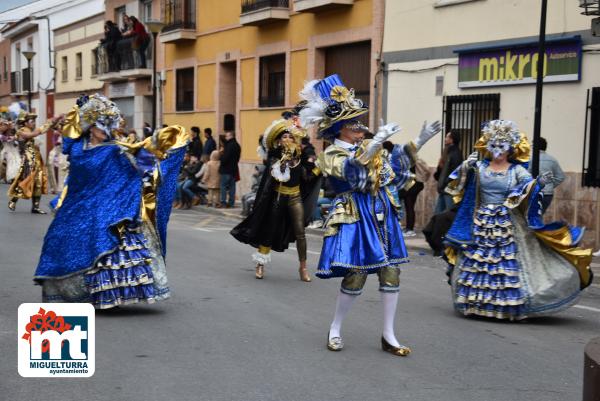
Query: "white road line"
193 227 213 232
289 246 321 256
574 305 600 313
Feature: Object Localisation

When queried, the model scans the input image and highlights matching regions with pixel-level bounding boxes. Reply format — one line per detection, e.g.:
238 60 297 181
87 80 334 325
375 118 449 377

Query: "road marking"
574 305 600 313
193 227 213 232
289 246 321 256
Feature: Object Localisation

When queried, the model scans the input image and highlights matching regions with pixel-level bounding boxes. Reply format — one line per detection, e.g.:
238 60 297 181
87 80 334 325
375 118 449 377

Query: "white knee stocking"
329 292 357 340
381 291 401 347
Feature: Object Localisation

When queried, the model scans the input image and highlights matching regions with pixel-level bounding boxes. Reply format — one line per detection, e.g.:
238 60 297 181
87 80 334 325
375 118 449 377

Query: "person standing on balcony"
101 21 122 72
122 16 150 69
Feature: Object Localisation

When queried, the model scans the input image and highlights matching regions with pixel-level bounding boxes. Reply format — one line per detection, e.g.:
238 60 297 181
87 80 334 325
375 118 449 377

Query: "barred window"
259 54 285 108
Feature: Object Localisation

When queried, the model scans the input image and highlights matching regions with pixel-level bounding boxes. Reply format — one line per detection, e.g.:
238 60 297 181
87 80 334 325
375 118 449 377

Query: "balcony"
95 37 152 82
293 0 353 12
240 0 290 26
160 0 196 43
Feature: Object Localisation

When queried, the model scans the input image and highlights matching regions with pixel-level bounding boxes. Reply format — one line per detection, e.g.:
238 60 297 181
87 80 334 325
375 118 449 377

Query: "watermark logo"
18 303 95 377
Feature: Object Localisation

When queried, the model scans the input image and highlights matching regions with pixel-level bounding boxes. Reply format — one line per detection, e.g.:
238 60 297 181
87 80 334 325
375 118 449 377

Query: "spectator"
399 156 430 237
143 122 153 138
197 150 221 207
122 16 149 68
219 131 241 208
120 14 132 34
434 131 463 214
531 137 565 214
188 126 203 159
175 154 203 209
202 127 216 159
100 21 122 71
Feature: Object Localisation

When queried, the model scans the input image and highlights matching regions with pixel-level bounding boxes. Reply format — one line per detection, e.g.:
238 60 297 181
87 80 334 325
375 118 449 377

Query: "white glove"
356 120 401 164
466 151 479 167
538 171 553 187
413 120 442 151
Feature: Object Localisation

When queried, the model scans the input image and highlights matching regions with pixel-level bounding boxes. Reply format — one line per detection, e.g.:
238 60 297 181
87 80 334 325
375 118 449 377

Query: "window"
583 87 600 187
91 48 98 76
115 6 127 31
75 52 82 80
176 67 194 111
443 94 500 159
3 56 7 81
61 56 68 82
143 0 153 23
259 54 285 107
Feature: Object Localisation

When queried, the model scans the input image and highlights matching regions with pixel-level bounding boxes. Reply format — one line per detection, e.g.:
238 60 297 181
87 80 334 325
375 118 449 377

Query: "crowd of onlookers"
99 14 150 72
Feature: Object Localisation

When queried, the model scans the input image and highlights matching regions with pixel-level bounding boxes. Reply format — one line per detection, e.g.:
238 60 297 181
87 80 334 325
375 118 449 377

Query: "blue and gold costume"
34 94 189 309
444 120 593 320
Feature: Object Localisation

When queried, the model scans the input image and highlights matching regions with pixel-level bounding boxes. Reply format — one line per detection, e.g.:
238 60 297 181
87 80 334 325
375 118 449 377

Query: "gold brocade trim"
534 228 593 288
55 185 69 210
324 194 360 237
258 245 271 255
62 105 83 139
275 185 300 196
117 125 190 160
445 247 457 266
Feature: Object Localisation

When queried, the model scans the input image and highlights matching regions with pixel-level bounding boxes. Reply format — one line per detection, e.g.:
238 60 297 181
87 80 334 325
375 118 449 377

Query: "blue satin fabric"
35 138 143 279
317 189 408 278
154 145 187 256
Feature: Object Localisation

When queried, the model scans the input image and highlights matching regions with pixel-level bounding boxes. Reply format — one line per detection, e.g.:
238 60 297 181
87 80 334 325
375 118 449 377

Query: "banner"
457 37 582 88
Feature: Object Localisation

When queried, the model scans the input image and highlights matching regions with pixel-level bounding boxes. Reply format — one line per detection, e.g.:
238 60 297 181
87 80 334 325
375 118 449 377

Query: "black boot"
31 197 47 214
8 197 17 211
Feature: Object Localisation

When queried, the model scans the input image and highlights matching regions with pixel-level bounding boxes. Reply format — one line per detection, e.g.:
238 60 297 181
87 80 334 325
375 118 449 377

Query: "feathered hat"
474 119 530 163
62 94 123 140
298 74 368 140
262 118 305 151
9 102 36 124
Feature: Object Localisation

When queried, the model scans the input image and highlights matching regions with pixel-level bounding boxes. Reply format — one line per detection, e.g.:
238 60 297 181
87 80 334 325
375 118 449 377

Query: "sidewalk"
176 203 432 253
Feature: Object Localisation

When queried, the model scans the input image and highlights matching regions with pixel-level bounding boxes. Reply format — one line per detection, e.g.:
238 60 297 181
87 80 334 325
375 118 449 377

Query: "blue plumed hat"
298 74 368 140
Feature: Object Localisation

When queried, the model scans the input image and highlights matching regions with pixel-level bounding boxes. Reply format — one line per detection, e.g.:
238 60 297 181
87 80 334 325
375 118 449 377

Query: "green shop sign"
456 36 582 88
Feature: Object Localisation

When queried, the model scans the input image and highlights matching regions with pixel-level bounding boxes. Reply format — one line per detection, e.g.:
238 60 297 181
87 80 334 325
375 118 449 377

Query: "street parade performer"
230 113 320 282
7 103 56 213
34 94 189 308
444 119 593 320
0 116 22 184
299 74 441 356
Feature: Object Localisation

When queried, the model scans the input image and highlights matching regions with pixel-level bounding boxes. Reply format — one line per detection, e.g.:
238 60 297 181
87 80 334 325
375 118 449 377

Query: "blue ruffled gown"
34 134 187 309
445 161 592 320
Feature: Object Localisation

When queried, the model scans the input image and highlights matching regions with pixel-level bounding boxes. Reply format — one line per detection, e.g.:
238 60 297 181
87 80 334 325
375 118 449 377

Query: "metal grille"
162 0 196 32
241 0 289 14
259 54 285 107
583 87 600 187
443 94 500 159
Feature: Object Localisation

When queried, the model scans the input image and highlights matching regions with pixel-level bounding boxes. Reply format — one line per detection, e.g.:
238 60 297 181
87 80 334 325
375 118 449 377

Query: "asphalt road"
1 186 599 401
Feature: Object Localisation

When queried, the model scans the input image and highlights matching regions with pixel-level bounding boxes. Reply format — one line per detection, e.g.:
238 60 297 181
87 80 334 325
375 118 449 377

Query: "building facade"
382 0 600 248
98 0 161 134
160 0 385 194
54 13 106 115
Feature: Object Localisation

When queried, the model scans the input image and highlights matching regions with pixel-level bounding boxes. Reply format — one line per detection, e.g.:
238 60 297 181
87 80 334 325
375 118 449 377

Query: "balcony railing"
61 69 67 82
10 71 20 93
95 36 152 80
163 0 196 32
242 0 289 13
75 66 82 80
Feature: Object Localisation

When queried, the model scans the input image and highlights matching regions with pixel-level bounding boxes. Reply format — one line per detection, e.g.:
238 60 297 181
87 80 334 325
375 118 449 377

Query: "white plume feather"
298 80 327 128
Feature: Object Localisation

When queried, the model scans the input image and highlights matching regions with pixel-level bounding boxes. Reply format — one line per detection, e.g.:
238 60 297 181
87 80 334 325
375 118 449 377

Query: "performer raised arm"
444 120 593 320
300 74 441 356
7 102 59 213
34 94 189 309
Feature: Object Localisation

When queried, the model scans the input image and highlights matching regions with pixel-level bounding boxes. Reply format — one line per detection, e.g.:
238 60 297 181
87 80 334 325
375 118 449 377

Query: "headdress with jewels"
474 119 530 163
298 74 368 140
62 94 123 140
262 118 305 151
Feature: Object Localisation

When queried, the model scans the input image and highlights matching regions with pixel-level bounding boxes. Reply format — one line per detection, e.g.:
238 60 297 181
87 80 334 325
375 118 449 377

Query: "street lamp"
145 20 165 131
531 0 547 177
22 50 36 112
